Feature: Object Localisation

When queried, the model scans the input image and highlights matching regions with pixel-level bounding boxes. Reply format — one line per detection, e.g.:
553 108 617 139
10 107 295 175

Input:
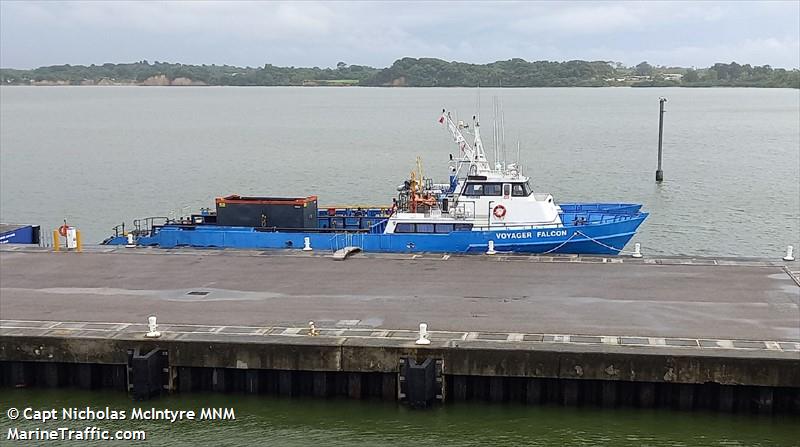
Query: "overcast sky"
1 1 798 69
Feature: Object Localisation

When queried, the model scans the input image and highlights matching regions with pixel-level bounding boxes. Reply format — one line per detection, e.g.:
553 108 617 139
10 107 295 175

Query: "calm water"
1 389 798 446
0 86 798 256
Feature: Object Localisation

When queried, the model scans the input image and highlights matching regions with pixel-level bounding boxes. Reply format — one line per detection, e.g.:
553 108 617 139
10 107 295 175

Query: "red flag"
438 115 445 124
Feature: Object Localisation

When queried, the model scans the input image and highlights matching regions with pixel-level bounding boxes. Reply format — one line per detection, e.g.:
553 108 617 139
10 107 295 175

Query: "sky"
1 0 798 70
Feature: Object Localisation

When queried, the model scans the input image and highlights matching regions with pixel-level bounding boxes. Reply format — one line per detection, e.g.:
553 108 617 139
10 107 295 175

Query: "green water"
1 389 797 446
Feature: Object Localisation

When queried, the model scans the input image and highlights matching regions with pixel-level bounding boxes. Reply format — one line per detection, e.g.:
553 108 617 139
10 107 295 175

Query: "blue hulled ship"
105 109 647 255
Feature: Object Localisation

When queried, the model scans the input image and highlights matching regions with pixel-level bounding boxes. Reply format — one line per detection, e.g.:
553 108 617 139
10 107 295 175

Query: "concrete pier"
1 245 798 413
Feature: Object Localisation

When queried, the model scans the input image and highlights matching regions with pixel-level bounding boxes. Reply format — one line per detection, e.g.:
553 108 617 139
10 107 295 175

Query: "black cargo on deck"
215 195 318 229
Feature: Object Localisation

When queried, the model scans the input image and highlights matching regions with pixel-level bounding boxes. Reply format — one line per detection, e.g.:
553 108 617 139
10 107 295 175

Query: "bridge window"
465 183 502 196
454 223 473 231
512 182 532 197
483 183 502 196
464 183 483 196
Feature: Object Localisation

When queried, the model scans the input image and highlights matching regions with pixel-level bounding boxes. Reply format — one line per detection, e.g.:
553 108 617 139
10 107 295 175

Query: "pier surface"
1 246 798 342
1 246 798 412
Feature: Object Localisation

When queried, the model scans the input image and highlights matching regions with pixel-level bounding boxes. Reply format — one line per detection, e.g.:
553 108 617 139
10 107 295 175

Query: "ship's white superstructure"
384 108 563 234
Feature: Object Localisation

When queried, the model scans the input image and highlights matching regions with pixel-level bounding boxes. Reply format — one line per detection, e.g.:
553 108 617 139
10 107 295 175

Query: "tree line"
1 59 797 88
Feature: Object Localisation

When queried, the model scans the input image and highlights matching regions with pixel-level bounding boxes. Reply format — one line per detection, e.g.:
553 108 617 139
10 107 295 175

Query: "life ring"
58 224 69 237
493 205 507 218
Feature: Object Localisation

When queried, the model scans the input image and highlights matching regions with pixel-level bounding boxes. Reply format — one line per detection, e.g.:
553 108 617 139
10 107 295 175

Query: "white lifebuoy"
493 205 507 218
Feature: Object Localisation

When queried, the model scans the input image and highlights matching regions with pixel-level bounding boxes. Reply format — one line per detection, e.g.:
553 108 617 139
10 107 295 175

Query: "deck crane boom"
439 109 492 176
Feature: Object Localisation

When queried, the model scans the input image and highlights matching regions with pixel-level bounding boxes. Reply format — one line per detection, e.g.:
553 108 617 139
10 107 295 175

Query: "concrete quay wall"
2 332 798 413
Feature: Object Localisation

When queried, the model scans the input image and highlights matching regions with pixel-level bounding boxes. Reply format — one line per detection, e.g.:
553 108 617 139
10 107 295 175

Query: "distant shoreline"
2 58 798 88
2 83 796 89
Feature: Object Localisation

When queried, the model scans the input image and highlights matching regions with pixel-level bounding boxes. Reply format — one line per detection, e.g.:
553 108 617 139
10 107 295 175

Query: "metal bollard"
486 240 497 255
415 323 431 345
125 233 136 248
308 321 319 336
784 245 795 262
632 242 643 258
303 237 313 251
145 315 161 338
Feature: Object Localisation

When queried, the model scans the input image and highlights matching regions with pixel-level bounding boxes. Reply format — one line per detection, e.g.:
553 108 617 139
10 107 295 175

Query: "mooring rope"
574 230 637 255
469 228 636 256
540 231 580 254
